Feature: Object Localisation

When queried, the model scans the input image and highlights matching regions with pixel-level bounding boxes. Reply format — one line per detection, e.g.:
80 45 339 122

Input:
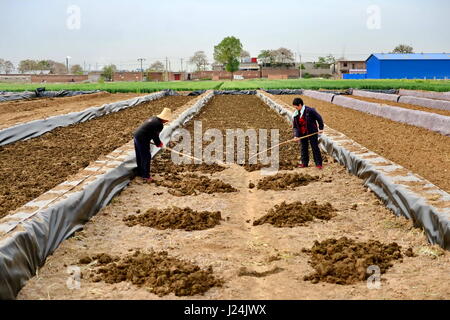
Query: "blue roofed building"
343 53 450 80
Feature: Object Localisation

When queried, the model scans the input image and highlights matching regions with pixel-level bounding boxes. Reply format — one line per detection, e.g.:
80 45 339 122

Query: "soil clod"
253 201 336 227
238 266 284 278
88 250 223 296
302 237 403 285
256 172 319 191
155 173 237 196
123 206 222 231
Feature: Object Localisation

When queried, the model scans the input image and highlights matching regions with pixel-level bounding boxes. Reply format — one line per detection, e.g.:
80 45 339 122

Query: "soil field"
0 96 193 218
0 92 150 130
349 95 450 117
275 95 450 192
18 95 450 300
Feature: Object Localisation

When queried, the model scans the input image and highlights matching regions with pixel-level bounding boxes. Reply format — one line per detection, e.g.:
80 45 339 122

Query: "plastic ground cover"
0 90 101 103
256 90 450 250
0 91 214 299
303 90 450 136
398 89 450 102
352 89 450 111
0 90 178 146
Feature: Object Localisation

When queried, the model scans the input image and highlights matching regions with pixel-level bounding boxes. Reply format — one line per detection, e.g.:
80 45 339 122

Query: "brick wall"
113 72 143 82
0 75 32 83
191 69 299 80
31 74 88 83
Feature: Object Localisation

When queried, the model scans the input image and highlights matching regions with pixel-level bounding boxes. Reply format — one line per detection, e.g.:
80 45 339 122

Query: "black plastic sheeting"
265 89 304 95
0 89 102 102
357 89 399 95
317 89 352 95
0 90 177 146
0 91 212 299
213 90 257 95
256 91 450 250
188 90 206 96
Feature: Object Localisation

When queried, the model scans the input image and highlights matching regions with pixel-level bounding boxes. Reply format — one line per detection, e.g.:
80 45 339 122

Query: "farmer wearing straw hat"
133 108 172 182
292 98 324 169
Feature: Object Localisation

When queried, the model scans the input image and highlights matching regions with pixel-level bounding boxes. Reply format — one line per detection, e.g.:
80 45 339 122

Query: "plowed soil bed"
275 95 450 192
18 95 450 300
349 95 450 117
0 96 192 218
0 92 148 129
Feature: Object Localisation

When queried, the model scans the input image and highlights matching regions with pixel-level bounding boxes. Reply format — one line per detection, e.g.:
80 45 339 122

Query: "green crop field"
1 78 450 93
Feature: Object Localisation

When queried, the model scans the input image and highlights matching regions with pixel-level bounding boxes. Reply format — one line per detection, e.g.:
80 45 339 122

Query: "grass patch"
1 79 449 93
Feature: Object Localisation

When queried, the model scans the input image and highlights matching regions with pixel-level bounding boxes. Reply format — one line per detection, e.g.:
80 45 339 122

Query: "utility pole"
299 53 302 79
180 58 183 72
165 57 169 81
137 58 145 81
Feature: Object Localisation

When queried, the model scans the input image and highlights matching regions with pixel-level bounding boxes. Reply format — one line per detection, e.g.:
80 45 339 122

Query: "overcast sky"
1 0 449 71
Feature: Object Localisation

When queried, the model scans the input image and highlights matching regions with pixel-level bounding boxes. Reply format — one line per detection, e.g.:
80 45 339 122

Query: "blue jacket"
292 106 324 137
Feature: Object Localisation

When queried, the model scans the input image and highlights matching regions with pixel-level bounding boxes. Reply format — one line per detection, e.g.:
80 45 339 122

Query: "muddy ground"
275 95 450 192
0 92 148 129
349 95 450 117
0 96 193 218
18 95 450 300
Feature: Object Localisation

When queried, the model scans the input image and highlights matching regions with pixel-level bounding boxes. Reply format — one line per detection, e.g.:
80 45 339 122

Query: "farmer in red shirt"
292 97 324 169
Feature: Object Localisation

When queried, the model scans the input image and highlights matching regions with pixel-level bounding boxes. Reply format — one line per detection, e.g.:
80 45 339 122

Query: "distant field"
1 79 450 93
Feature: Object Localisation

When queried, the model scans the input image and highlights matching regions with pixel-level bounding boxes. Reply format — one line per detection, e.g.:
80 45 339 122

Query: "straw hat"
157 108 172 121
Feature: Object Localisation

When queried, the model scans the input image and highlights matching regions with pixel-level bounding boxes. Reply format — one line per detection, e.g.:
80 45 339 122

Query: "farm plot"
0 92 149 130
275 95 450 192
349 95 450 117
0 96 193 218
18 95 450 300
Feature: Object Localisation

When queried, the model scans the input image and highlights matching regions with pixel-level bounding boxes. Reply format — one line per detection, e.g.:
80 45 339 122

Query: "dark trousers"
300 135 322 166
134 137 151 178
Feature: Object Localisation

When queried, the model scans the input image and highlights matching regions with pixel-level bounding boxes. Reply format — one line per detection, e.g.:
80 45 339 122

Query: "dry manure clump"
123 206 222 231
302 237 403 284
155 173 237 196
256 172 319 191
153 148 226 174
86 250 223 296
253 201 336 227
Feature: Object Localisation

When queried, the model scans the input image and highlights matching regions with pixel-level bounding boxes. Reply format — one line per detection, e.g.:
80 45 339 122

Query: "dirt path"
349 95 450 117
275 95 450 192
0 96 193 218
18 95 450 300
0 92 148 129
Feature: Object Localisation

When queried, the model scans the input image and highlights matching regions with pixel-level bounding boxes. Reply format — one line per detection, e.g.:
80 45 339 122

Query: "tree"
392 44 414 54
214 36 243 80
273 48 295 64
0 59 13 74
189 51 209 71
70 64 83 74
147 61 165 72
101 64 117 81
48 61 68 74
258 50 276 66
3 60 14 74
18 59 38 73
315 54 336 68
240 50 250 61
